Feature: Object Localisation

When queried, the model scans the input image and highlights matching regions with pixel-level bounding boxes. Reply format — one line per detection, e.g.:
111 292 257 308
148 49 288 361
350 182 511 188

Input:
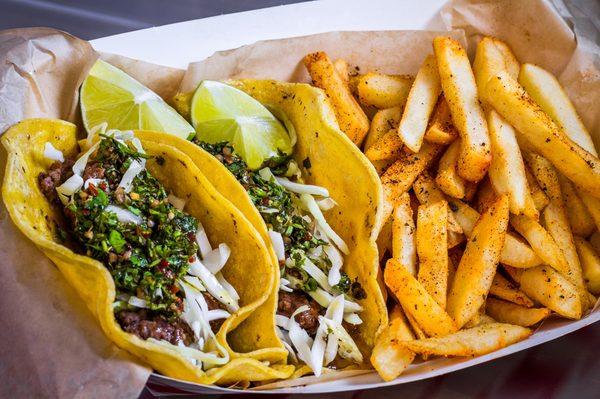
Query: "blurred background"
0 0 307 39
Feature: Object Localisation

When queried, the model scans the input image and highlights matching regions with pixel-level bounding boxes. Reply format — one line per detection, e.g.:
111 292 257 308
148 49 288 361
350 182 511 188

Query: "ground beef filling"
277 290 324 335
38 159 74 204
117 309 195 346
116 292 225 344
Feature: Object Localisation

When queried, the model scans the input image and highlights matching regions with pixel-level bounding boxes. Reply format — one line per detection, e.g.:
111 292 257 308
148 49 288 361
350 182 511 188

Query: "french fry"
364 107 402 150
518 63 600 231
434 36 491 182
304 51 370 145
473 37 515 90
490 38 520 79
392 193 417 276
519 266 583 319
474 177 498 214
574 188 600 234
333 59 350 85
384 258 457 337
371 306 415 381
376 216 393 261
365 129 404 161
380 142 443 220
403 305 427 340
486 109 537 218
591 231 600 255
525 167 549 212
363 106 403 174
518 63 597 156
436 140 469 199
417 201 449 308
448 198 542 268
485 298 550 327
447 195 510 328
447 230 466 250
424 95 459 145
573 237 600 295
398 54 442 152
525 153 589 306
490 273 534 308
353 72 413 109
413 172 463 234
400 323 531 357
478 69 600 197
510 214 570 276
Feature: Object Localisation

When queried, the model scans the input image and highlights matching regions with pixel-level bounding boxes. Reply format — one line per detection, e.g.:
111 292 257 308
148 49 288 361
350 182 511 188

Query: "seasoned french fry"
485 298 550 327
479 69 600 197
304 51 370 145
486 109 537 218
510 214 570 276
448 198 542 268
333 59 350 85
380 142 443 220
417 201 449 308
502 265 523 284
447 195 510 328
474 177 498 214
376 215 393 261
392 193 417 276
371 306 415 381
434 36 491 182
490 38 520 79
364 107 402 150
364 106 403 174
519 63 597 156
518 63 600 231
436 140 468 199
447 230 466 249
424 95 459 145
525 153 589 306
574 188 600 233
398 55 442 152
384 259 457 337
365 129 403 161
463 181 478 203
591 231 600 255
573 237 600 295
400 323 531 357
490 273 534 308
354 72 413 109
519 266 582 319
413 172 463 234
474 37 515 90
402 305 427 340
525 167 549 213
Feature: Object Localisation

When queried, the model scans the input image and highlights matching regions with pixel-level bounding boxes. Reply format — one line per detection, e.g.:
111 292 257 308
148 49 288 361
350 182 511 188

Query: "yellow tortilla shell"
154 79 388 369
1 118 293 385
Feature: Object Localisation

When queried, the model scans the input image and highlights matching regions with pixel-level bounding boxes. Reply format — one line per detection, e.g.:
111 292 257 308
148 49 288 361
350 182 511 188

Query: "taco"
144 79 389 376
1 119 294 385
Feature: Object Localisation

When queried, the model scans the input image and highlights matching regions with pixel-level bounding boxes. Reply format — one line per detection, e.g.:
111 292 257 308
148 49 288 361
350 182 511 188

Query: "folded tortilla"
146 79 389 369
1 118 294 385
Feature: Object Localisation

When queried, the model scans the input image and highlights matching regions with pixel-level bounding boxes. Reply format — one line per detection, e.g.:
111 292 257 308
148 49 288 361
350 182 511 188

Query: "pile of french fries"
303 36 600 381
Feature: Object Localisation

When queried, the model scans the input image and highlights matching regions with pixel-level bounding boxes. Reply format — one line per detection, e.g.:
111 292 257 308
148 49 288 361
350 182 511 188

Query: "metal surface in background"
0 0 308 39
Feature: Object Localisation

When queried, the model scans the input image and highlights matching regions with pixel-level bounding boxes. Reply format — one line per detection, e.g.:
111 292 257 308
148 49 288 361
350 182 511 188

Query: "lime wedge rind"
190 80 293 169
80 60 194 140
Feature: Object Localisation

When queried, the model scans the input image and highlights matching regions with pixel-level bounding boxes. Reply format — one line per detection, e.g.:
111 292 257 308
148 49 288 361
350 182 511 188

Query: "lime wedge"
190 80 292 169
80 60 194 139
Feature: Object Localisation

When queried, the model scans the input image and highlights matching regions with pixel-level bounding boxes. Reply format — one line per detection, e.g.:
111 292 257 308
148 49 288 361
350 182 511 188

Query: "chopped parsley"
63 137 198 319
